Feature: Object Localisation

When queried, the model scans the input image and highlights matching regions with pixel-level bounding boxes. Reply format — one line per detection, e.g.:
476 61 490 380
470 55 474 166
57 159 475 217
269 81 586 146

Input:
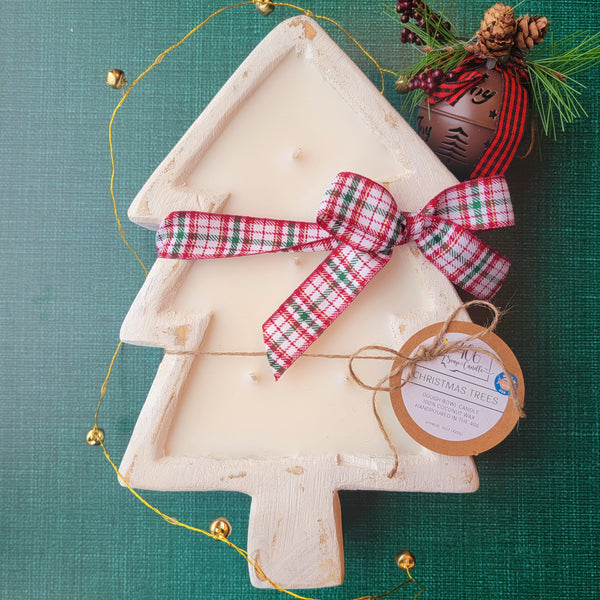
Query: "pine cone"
515 14 550 50
474 3 517 59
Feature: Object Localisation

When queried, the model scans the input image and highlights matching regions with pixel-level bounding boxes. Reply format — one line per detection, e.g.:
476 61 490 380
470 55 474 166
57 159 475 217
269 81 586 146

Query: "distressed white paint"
120 16 478 590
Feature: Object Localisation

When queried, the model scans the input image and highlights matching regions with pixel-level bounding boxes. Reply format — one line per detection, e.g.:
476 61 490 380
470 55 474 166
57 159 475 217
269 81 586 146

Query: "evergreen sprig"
386 2 600 139
527 31 600 138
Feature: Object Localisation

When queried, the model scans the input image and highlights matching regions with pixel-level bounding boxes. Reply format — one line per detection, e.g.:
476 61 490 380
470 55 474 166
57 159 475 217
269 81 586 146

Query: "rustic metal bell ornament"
416 66 508 181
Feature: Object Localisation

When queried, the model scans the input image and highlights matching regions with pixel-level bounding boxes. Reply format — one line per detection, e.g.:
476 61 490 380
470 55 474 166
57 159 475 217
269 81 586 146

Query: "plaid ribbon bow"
157 172 514 379
428 56 529 178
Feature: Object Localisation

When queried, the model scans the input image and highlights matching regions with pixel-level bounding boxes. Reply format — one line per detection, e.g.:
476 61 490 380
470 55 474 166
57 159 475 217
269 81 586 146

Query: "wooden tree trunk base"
248 481 343 589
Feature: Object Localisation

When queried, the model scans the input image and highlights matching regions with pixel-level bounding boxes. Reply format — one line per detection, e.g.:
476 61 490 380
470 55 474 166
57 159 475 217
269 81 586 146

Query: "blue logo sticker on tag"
494 372 518 395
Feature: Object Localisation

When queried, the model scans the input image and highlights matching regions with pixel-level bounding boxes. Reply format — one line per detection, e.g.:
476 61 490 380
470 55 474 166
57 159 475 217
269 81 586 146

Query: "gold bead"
86 427 104 446
395 550 416 572
395 76 410 94
256 1 275 16
106 69 126 89
209 517 232 539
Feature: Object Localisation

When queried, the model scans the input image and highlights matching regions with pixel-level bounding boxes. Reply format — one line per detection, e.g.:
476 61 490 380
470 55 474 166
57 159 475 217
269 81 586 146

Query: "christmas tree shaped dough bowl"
120 15 479 590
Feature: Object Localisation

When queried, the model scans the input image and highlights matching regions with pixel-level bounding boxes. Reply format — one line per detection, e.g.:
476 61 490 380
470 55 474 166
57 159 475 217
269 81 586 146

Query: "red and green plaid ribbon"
428 56 529 178
157 172 514 379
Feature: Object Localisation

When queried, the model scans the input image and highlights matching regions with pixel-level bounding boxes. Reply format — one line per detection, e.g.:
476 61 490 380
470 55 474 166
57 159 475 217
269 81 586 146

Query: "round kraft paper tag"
389 321 524 456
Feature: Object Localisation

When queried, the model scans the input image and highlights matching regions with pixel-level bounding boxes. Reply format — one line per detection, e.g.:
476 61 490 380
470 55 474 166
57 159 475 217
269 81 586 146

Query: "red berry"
432 69 443 79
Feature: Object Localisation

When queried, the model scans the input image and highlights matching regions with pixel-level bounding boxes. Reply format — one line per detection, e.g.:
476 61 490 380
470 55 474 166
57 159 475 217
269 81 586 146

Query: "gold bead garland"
395 550 416 572
86 427 104 445
92 3 424 599
394 75 410 94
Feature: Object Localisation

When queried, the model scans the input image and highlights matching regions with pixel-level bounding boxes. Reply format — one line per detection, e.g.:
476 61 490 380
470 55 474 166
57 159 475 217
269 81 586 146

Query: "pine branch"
386 2 600 138
527 31 600 137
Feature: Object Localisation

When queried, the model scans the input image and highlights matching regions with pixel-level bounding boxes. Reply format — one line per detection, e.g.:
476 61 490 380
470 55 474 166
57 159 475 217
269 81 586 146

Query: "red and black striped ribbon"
428 57 529 178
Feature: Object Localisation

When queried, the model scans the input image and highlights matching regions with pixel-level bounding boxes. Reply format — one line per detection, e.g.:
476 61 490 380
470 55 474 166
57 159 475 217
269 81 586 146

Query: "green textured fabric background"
1 1 599 598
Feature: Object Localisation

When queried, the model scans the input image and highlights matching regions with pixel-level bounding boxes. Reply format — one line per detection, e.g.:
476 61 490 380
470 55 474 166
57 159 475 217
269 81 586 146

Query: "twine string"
348 300 525 418
184 300 524 481
346 300 524 478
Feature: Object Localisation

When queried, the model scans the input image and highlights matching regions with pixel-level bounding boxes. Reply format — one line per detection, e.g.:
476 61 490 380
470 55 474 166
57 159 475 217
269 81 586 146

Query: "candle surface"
163 52 438 459
186 51 409 221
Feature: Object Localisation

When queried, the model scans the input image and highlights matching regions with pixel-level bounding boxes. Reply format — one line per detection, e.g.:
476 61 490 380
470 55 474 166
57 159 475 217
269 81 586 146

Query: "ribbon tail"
263 245 390 380
156 211 328 259
417 221 510 300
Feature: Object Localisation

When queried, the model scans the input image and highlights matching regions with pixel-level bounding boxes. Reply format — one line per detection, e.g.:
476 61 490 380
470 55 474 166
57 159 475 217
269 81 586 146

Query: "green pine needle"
385 2 600 138
527 31 600 138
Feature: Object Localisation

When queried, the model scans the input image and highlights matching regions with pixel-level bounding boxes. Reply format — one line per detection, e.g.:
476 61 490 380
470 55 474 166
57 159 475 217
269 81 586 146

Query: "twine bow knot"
348 300 525 418
348 300 524 478
156 172 514 379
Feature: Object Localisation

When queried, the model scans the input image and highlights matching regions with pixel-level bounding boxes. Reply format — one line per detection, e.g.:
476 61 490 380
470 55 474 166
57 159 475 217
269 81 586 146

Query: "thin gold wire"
98 435 423 599
97 3 423 599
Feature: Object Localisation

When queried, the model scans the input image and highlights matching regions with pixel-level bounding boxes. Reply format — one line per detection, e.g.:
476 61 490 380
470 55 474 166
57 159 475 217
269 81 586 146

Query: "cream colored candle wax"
161 52 433 460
